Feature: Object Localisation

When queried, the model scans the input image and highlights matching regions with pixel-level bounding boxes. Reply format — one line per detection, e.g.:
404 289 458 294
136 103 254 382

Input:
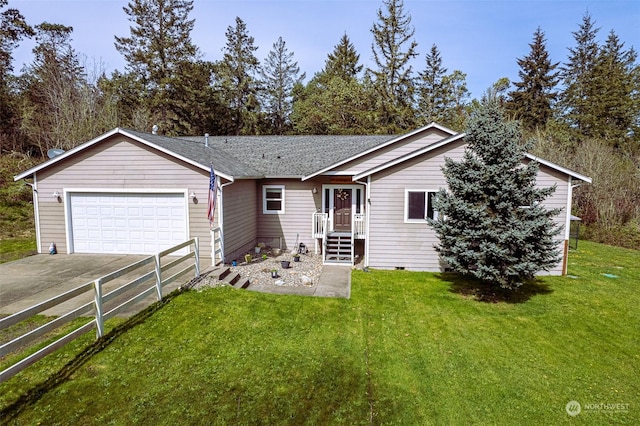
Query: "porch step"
208 266 251 289
324 233 354 265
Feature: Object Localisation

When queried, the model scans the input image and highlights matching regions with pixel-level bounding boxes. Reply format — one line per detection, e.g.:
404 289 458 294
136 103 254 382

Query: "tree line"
1 0 639 247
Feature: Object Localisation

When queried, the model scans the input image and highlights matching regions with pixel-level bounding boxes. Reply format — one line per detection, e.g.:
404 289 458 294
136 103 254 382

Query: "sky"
9 0 640 99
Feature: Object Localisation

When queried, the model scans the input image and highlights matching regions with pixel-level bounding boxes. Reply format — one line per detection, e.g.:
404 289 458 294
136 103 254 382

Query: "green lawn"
1 240 638 425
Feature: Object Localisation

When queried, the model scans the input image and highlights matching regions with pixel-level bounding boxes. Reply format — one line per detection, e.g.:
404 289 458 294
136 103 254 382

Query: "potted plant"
280 260 290 269
271 269 278 278
293 253 300 262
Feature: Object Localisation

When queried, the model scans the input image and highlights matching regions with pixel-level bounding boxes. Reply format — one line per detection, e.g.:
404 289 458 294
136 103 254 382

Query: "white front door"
323 185 363 232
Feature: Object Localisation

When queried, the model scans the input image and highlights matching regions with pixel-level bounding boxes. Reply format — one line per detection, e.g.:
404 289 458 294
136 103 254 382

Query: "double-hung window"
405 190 438 222
263 185 285 214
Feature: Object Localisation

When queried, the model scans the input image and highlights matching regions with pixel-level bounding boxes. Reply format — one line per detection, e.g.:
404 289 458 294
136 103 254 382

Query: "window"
405 190 438 222
263 185 285 214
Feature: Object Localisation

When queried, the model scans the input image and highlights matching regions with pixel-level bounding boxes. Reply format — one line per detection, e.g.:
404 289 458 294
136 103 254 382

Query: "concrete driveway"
0 254 186 317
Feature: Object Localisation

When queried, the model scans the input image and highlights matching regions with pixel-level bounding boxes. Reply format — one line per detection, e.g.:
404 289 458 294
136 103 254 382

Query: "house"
14 123 591 275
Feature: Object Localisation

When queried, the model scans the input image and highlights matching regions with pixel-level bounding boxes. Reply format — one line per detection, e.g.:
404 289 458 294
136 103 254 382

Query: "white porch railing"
211 226 223 265
353 213 366 239
312 212 328 239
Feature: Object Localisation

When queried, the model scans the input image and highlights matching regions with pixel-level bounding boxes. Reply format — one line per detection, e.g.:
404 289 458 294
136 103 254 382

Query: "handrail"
321 215 328 263
312 212 328 238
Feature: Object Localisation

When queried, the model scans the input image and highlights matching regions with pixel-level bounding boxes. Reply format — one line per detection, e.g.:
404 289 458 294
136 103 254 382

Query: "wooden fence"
0 238 200 383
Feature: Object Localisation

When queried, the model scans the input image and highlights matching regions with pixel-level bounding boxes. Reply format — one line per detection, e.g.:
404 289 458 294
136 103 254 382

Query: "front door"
333 188 352 232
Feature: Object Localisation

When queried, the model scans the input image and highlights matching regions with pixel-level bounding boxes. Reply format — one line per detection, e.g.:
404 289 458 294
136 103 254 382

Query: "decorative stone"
301 275 313 285
275 280 285 286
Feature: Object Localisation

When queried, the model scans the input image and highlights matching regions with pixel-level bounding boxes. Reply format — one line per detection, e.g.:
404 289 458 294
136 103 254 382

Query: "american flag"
207 165 217 226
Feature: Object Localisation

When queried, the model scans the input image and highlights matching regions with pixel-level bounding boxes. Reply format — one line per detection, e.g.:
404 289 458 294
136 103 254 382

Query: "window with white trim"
405 190 438 222
263 185 285 214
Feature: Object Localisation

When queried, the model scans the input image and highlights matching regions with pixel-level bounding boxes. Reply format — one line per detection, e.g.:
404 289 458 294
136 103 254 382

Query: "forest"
1 0 638 248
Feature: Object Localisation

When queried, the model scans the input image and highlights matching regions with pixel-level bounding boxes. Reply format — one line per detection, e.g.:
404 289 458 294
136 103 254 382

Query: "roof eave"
303 123 458 181
13 127 237 183
525 153 592 183
353 133 466 180
14 127 121 181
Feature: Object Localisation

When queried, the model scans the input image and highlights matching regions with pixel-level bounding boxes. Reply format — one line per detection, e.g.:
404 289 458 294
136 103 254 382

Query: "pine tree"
323 33 363 81
590 30 639 147
368 0 418 132
114 0 199 134
416 44 448 125
430 98 563 289
216 16 260 135
415 44 470 130
559 12 600 137
291 34 375 134
507 27 559 130
260 36 304 134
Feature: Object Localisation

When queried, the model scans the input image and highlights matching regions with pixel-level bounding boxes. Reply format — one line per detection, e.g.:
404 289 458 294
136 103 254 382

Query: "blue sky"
10 0 640 98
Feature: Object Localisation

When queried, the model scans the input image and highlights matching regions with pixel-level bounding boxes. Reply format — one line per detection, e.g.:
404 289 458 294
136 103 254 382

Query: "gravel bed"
195 250 322 290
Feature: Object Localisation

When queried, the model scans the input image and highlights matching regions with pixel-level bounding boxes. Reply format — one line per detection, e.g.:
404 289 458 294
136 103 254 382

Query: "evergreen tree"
507 27 559 130
368 0 418 132
114 0 200 134
415 44 470 130
430 98 563 289
323 33 363 81
0 0 33 151
590 30 639 147
416 44 448 125
216 16 260 135
260 36 304 134
559 12 600 137
291 75 376 134
291 34 375 134
441 70 470 131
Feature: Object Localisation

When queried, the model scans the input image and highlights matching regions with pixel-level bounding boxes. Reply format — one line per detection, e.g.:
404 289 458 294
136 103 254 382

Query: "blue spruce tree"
430 97 563 289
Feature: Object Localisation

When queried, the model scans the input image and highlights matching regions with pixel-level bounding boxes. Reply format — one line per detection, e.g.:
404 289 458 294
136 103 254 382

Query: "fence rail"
0 238 200 383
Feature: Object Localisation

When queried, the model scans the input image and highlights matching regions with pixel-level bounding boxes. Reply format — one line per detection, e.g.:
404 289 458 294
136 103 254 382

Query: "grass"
0 155 38 264
0 240 638 425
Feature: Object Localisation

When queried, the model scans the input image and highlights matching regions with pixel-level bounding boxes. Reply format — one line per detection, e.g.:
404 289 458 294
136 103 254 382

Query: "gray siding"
220 179 258 262
534 163 570 275
257 178 326 252
35 136 214 259
367 139 569 275
332 129 450 175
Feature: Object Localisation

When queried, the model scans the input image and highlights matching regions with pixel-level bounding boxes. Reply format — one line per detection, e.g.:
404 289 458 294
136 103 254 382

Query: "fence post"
155 253 162 301
94 278 104 338
194 237 200 277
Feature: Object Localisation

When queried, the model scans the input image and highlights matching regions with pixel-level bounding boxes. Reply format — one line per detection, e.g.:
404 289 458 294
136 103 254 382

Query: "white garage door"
70 193 187 254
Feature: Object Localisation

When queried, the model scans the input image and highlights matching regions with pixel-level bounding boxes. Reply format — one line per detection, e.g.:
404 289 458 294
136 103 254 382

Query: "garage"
68 192 187 254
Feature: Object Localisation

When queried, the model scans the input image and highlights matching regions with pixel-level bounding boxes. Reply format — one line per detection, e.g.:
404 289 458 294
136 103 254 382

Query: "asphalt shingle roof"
126 130 395 178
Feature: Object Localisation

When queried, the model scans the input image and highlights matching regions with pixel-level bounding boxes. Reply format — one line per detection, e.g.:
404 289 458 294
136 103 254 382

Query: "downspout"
217 178 235 264
26 177 41 253
355 177 371 268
